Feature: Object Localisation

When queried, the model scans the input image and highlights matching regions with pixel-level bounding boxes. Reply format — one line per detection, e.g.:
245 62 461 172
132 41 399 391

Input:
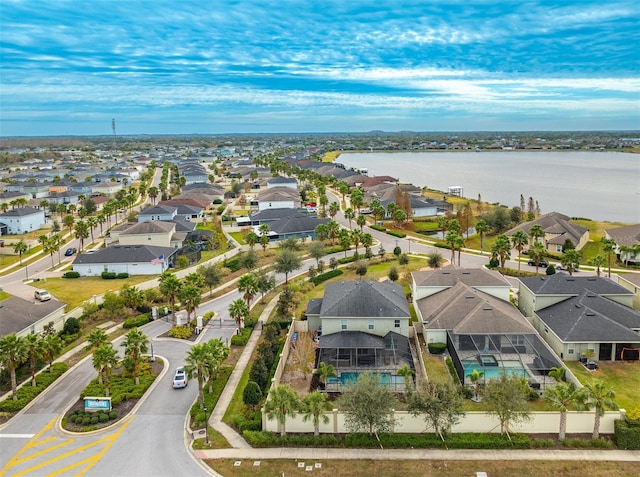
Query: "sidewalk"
195 447 640 462
208 292 280 449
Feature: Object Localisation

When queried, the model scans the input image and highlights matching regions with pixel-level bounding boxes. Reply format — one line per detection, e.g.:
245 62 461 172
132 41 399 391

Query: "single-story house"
605 223 640 265
0 296 66 338
72 245 176 276
506 211 589 253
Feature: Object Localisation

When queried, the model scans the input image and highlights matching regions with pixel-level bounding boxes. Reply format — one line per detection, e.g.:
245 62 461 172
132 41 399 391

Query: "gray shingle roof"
72 245 176 264
0 296 65 336
536 290 640 342
319 330 386 349
121 221 175 235
270 216 330 235
257 187 301 202
139 205 178 216
413 267 510 288
519 274 632 296
606 224 640 247
0 206 42 217
320 280 410 318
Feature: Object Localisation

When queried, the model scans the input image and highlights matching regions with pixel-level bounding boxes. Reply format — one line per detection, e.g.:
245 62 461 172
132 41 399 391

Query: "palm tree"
326 220 340 245
467 369 485 402
475 219 489 254
588 255 607 277
544 382 585 440
159 272 182 325
302 391 332 436
529 224 544 246
356 214 367 232
548 366 565 383
397 364 416 390
185 343 210 409
454 235 465 266
86 328 109 351
583 380 619 439
491 234 512 272
229 298 249 332
86 216 97 243
203 338 229 392
328 201 340 220
148 186 158 205
314 361 336 388
13 240 27 265
602 238 617 278
344 208 355 229
339 229 352 258
528 241 546 274
121 329 149 385
264 384 301 437
23 334 43 387
511 230 529 272
179 284 202 328
92 344 119 397
445 231 459 264
0 334 26 401
361 232 373 258
74 220 89 251
41 334 63 372
560 249 581 276
238 273 259 308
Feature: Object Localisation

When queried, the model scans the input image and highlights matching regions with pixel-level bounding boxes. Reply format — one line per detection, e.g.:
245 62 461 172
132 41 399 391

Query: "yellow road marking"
12 438 74 466
2 416 133 477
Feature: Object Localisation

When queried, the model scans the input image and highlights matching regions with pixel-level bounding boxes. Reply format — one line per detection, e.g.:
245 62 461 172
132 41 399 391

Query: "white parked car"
172 367 188 388
34 290 52 302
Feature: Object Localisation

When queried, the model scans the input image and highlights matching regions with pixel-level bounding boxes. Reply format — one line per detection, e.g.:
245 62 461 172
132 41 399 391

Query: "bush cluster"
0 363 69 412
427 342 447 354
337 256 356 265
345 432 530 449
224 257 241 272
615 418 640 449
244 431 342 447
386 229 407 238
311 269 343 285
167 325 192 339
370 224 386 232
123 314 151 329
101 271 130 279
561 438 612 449
67 409 118 427
230 326 252 346
80 374 155 407
62 271 81 279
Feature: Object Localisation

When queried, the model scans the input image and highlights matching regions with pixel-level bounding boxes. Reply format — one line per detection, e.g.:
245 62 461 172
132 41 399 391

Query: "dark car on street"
527 259 549 267
64 247 77 256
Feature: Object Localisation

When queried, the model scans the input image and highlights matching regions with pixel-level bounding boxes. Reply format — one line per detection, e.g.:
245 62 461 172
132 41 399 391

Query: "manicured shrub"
337 256 356 265
230 326 252 346
370 224 386 232
99 413 109 422
167 325 192 339
615 419 640 449
62 317 80 335
62 271 80 278
224 257 241 272
101 271 117 279
123 314 150 329
109 411 118 419
427 342 447 354
82 417 91 425
90 415 99 424
386 229 407 238
117 272 129 279
312 269 343 285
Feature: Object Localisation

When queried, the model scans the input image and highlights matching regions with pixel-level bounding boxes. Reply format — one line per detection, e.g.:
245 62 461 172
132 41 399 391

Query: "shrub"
243 431 342 448
532 438 555 448
243 381 263 408
445 357 461 385
117 272 129 279
230 327 252 346
90 415 99 424
427 342 447 354
387 229 407 238
101 271 117 279
62 271 80 279
337 256 356 265
561 438 612 449
370 224 386 232
312 269 343 285
167 326 192 339
109 411 118 419
61 317 80 335
99 413 109 422
123 314 150 329
615 419 640 449
82 417 91 425
224 257 241 272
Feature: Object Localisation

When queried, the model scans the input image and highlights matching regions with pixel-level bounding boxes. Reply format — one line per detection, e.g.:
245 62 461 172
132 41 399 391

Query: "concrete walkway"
208 293 280 449
194 447 640 462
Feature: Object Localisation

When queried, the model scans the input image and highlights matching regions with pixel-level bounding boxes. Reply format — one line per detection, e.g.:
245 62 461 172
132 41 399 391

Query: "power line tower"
112 118 117 151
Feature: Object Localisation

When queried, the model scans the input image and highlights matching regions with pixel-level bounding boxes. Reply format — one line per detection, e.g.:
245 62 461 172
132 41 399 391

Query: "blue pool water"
462 361 529 379
327 372 405 386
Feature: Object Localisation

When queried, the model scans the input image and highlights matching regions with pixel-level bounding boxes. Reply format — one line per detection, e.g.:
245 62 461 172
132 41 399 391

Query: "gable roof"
269 216 330 235
0 206 42 217
72 245 176 264
519 273 632 296
413 267 510 288
267 176 297 185
0 296 65 336
120 221 175 235
249 208 309 222
606 224 640 247
418 282 535 334
536 290 640 342
507 211 588 246
257 186 300 202
320 280 410 318
138 205 178 216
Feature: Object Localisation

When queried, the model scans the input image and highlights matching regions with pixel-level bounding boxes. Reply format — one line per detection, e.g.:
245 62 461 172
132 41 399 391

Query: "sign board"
84 397 112 412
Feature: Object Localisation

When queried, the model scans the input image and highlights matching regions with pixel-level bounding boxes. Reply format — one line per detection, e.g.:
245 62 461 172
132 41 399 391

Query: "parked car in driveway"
34 290 52 301
172 367 188 388
64 247 77 256
527 259 549 267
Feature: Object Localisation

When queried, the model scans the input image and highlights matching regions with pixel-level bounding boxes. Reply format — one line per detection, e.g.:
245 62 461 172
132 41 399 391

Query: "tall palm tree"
0 334 26 401
238 273 259 308
491 234 512 273
588 254 607 277
121 329 149 385
23 334 43 387
185 343 209 409
356 214 367 232
92 344 119 397
229 298 249 332
602 238 617 278
445 231 459 264
159 272 182 325
87 329 109 351
544 382 585 440
264 384 301 437
13 241 27 265
41 334 63 372
475 219 489 254
511 230 529 272
560 249 582 276
302 391 332 436
583 380 619 439
328 201 340 220
203 338 229 392
179 284 202 328
454 235 466 266
344 208 355 229
529 241 546 274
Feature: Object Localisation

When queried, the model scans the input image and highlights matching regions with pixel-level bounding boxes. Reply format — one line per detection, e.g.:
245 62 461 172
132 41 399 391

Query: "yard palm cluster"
185 338 230 410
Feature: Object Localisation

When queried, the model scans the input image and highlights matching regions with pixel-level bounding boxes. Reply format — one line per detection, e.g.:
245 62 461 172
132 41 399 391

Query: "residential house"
616 274 640 311
267 176 297 189
519 274 639 361
0 191 31 208
116 221 184 248
506 211 589 253
0 207 46 235
72 245 176 276
257 186 301 211
46 191 82 206
605 224 640 265
138 205 178 222
0 296 66 338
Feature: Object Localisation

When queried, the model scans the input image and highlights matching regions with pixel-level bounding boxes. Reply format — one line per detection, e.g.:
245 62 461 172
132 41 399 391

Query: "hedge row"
312 269 343 285
244 431 342 447
79 373 155 407
615 419 640 449
123 314 151 329
445 357 461 385
427 342 447 354
101 271 129 279
386 229 407 238
0 363 69 412
337 256 356 265
230 326 253 346
370 224 386 232
62 271 81 279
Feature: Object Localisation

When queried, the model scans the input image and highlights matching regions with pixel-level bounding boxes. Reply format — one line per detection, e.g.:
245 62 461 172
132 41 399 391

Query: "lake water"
337 151 640 223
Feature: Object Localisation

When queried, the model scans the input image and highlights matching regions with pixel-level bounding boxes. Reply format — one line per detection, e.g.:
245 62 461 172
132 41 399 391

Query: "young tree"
302 391 332 436
388 266 399 282
13 240 27 265
467 369 485 402
354 260 368 279
264 384 301 437
92 344 119 397
511 230 529 272
491 234 512 272
41 334 63 372
121 328 149 385
583 380 619 439
23 334 43 387
256 271 276 303
229 298 249 331
291 333 315 381
544 382 585 440
483 374 532 439
238 249 259 271
427 251 444 269
198 263 223 297
314 361 337 389
275 249 302 284
309 240 325 266
396 364 415 389
338 373 397 436
407 381 466 443
588 254 607 277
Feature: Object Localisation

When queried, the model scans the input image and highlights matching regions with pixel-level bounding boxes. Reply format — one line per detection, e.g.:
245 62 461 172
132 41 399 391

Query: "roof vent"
566 278 574 281
586 311 596 316
586 292 596 297
466 295 475 299
462 271 471 275
575 304 581 308
442 271 451 275
587 278 596 281
483 306 492 311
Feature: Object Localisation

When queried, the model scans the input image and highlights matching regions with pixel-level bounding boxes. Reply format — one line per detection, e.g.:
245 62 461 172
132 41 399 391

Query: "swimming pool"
327 371 405 386
462 360 529 380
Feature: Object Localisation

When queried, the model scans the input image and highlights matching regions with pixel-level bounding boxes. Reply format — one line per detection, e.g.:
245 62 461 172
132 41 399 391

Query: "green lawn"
566 360 640 410
35 275 153 310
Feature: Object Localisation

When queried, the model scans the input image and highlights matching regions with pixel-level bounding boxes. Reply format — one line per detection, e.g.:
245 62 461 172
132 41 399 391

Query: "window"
394 320 400 328
556 245 562 253
368 320 374 331
512 335 525 346
568 346 575 355
341 320 347 330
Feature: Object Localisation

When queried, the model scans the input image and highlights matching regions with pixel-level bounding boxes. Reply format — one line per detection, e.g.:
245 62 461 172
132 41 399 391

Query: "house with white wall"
0 207 45 235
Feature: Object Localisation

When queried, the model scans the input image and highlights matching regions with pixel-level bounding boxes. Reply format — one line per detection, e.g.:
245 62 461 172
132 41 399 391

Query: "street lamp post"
203 406 209 444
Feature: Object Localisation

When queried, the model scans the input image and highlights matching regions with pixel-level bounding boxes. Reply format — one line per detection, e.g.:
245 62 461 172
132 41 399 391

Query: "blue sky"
1 0 639 136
